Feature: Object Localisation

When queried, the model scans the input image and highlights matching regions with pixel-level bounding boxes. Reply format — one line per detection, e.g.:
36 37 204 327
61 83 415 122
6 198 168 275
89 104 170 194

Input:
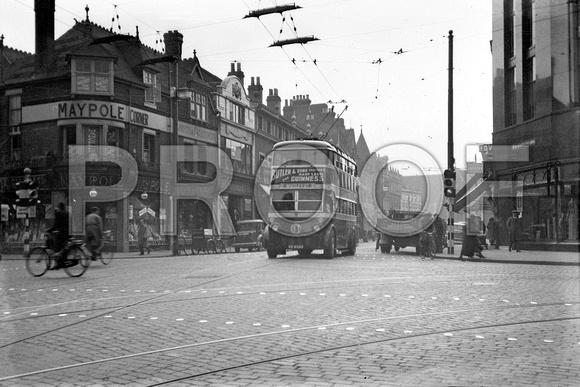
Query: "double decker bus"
262 140 358 258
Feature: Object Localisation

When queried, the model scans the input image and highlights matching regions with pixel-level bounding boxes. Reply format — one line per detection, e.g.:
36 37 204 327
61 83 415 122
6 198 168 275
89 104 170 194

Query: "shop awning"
454 175 492 213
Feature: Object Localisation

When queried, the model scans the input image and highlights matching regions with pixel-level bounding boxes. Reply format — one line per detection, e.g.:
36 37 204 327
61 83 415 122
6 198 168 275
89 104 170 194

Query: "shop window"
143 131 156 163
221 137 252 175
190 92 208 121
72 58 114 95
84 125 102 158
144 70 161 105
107 127 121 147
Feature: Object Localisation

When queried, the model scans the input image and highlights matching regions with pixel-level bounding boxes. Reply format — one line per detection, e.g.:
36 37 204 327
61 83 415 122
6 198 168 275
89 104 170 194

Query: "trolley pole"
447 30 455 255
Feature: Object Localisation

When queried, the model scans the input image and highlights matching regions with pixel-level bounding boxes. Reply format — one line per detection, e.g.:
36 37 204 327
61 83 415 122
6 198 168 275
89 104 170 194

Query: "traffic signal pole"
447 30 455 255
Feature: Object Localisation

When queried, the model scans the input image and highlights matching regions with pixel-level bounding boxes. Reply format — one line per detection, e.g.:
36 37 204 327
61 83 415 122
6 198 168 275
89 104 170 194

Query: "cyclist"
46 203 69 268
85 206 103 260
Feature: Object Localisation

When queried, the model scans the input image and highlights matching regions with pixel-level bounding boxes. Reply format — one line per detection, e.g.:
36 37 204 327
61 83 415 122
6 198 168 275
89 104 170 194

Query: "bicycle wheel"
180 239 188 255
64 247 90 277
429 239 437 259
216 240 226 253
207 239 217 254
190 238 200 255
27 247 50 277
99 243 114 265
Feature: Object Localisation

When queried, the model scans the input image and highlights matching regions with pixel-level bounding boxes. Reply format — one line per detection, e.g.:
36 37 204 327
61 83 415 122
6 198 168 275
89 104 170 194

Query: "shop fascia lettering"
57 101 149 126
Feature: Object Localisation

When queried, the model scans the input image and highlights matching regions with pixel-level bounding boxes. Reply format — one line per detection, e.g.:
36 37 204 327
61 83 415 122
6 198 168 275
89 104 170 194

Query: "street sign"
16 206 29 219
1 204 8 221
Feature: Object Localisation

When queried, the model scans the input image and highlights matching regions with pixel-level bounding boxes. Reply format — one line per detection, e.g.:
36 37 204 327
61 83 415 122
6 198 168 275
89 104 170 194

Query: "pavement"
2 242 579 266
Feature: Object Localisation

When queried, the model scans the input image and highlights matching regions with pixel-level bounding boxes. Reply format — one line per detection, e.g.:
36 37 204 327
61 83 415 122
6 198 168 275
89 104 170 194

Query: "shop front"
495 160 579 248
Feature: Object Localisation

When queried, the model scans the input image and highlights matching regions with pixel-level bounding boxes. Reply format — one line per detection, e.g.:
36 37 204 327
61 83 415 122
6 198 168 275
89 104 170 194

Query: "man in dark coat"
506 210 522 252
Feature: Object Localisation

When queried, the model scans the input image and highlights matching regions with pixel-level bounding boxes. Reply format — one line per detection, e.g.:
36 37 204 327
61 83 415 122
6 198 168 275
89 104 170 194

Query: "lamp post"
447 30 455 255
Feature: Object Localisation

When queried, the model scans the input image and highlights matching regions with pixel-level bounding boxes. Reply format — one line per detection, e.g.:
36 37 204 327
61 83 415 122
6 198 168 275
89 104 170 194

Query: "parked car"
233 220 265 252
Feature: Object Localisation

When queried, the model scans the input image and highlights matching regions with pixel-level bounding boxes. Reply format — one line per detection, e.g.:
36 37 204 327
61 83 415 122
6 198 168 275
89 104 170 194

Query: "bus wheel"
345 234 356 255
324 231 336 259
267 249 277 259
381 244 391 254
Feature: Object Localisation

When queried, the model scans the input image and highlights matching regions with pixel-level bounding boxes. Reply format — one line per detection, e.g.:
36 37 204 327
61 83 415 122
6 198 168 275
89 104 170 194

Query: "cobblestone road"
0 242 578 386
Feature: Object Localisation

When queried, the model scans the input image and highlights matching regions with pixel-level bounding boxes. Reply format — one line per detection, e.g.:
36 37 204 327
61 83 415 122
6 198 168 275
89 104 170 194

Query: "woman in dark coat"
459 215 485 259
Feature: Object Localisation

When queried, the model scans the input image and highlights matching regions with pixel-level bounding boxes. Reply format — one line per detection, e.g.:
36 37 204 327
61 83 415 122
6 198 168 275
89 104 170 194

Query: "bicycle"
177 232 191 255
27 234 91 277
81 230 114 264
418 231 436 260
98 230 114 264
203 234 226 254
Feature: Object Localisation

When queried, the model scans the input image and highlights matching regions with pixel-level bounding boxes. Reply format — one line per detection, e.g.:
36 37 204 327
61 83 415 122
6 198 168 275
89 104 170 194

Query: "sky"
1 0 492 170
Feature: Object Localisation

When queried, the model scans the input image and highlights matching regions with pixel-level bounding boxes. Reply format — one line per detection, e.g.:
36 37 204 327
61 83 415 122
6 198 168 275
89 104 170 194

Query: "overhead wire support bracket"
243 3 302 19
270 36 319 47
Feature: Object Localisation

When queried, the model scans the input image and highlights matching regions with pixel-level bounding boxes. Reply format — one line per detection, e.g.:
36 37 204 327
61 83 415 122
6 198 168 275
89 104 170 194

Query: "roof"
0 19 222 92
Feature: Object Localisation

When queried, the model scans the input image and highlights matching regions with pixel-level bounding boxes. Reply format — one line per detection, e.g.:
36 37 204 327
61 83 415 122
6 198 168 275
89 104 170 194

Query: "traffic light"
15 180 39 207
443 169 456 198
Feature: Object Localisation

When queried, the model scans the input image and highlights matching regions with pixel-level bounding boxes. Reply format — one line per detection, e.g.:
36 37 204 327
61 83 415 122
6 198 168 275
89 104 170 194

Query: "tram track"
1 303 578 384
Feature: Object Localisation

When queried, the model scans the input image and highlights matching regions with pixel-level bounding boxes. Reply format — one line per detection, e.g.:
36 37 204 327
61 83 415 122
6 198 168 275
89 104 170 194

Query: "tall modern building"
488 0 579 249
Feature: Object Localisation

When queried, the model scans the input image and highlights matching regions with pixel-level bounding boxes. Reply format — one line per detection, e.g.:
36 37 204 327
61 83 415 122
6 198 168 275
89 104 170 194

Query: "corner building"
0 2 224 252
489 0 580 250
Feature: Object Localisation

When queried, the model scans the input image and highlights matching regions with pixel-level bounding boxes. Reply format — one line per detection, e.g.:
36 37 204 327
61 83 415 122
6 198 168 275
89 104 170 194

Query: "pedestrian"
487 217 500 249
137 219 151 255
434 215 445 253
85 207 103 259
506 210 522 252
459 215 485 260
47 203 70 267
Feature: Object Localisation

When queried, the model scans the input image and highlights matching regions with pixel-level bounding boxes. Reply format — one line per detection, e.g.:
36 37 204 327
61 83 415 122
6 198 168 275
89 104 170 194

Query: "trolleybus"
262 140 358 258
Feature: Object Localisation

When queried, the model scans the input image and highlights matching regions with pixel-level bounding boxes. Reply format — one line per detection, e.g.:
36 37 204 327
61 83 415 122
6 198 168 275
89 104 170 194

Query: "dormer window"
144 70 161 105
71 58 114 95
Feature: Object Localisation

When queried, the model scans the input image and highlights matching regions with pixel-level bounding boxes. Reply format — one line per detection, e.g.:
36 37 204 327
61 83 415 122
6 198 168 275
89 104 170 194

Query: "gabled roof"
356 130 371 167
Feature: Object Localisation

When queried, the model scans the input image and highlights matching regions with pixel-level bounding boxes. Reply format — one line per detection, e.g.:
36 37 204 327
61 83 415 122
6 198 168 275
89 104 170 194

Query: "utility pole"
447 30 455 255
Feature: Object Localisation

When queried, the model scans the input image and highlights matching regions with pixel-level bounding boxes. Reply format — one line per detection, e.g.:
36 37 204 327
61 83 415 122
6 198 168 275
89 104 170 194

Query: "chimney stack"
267 88 281 115
34 0 55 73
163 30 183 60
227 62 245 86
248 76 263 104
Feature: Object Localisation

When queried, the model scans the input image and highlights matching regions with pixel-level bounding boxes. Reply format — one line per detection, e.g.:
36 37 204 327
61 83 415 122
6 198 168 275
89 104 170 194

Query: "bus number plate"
289 245 304 249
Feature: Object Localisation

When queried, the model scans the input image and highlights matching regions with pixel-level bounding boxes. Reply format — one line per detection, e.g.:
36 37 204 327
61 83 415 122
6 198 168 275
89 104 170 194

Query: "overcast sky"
2 0 492 169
